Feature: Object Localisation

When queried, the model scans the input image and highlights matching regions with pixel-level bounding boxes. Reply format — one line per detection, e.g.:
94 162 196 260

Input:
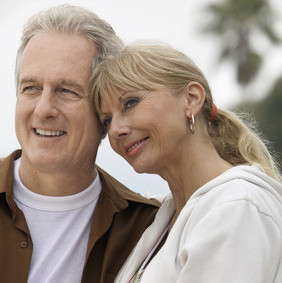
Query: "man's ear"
183 81 206 118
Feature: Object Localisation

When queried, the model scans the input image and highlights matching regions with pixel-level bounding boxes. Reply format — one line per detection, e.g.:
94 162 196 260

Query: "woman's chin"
131 162 156 175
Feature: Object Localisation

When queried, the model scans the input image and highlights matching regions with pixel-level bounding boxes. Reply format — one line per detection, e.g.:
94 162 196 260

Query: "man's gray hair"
15 4 124 89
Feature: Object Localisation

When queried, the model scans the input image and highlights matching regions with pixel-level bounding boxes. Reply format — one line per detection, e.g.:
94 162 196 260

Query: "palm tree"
203 0 280 85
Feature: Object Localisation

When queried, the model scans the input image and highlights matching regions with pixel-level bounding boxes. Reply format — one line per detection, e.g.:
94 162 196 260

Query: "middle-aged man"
0 5 159 283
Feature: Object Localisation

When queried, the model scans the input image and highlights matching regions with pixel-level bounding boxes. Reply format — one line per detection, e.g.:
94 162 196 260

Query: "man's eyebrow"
19 78 85 93
59 80 84 93
19 77 38 85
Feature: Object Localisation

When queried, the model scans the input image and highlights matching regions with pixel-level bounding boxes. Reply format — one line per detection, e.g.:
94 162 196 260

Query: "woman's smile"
125 137 149 157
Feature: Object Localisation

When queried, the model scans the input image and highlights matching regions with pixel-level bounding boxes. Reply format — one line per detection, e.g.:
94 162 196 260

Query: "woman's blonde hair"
92 42 281 182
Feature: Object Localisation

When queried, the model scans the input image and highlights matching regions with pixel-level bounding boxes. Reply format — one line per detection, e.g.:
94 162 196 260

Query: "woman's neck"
161 136 233 219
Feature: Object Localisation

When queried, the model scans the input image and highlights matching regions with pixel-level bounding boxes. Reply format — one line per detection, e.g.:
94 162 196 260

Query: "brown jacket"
0 150 160 282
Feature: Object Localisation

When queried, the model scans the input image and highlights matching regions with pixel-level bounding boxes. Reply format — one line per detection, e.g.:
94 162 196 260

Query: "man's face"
16 31 102 174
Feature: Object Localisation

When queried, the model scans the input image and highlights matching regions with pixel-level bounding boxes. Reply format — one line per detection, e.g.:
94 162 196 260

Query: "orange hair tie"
209 103 217 122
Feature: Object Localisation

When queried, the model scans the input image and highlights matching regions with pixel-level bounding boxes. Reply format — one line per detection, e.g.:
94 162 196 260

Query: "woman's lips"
125 137 149 156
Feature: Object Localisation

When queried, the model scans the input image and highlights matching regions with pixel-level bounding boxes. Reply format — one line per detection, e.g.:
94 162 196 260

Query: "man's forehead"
21 31 97 64
18 32 97 90
25 31 96 48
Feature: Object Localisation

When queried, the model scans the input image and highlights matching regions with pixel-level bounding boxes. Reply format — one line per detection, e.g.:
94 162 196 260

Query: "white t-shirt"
13 158 102 283
116 165 282 283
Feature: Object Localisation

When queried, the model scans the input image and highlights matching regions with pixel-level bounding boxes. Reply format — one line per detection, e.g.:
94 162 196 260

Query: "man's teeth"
127 138 147 152
35 129 65 137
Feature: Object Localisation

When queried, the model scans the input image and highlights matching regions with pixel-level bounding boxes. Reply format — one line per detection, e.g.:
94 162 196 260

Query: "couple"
1 4 281 283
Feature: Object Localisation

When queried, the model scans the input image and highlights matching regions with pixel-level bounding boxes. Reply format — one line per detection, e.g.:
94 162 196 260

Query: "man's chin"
21 153 67 173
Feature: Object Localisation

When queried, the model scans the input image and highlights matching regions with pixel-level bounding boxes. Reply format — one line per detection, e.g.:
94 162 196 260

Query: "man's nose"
34 88 59 119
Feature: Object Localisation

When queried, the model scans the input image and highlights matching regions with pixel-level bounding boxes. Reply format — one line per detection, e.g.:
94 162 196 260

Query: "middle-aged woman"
91 42 282 283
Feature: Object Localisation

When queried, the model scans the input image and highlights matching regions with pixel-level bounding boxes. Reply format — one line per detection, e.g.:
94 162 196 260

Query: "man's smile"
34 128 66 137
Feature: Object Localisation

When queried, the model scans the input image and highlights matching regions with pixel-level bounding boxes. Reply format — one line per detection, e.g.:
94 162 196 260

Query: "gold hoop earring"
190 114 195 134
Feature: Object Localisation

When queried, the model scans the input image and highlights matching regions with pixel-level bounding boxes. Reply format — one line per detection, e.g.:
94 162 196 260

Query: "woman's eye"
102 117 112 128
124 97 140 110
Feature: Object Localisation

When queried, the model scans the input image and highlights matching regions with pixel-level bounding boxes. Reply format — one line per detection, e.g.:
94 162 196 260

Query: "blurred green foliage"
203 0 280 85
203 0 281 171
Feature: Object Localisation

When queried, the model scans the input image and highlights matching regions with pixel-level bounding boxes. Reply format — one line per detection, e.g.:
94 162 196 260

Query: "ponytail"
207 108 281 182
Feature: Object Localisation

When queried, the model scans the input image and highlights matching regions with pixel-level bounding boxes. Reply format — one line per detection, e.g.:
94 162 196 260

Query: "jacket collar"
96 165 159 208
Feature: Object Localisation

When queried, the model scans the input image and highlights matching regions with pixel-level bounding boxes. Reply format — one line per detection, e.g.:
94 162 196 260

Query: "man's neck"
18 159 97 196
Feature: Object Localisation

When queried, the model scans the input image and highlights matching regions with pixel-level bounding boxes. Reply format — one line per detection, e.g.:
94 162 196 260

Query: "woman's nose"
108 115 131 140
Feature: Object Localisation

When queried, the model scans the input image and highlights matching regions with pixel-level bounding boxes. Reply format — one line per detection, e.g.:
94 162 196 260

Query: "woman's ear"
183 81 206 118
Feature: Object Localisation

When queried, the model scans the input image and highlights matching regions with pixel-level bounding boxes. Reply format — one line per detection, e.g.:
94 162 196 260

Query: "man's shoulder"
0 150 21 163
0 150 21 173
0 150 21 194
96 165 161 208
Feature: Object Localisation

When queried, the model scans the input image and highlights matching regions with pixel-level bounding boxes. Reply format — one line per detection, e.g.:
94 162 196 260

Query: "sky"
0 0 281 195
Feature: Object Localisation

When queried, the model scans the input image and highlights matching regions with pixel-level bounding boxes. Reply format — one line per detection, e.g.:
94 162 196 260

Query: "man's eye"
20 86 40 96
22 86 36 92
124 97 140 110
60 88 78 95
102 117 112 128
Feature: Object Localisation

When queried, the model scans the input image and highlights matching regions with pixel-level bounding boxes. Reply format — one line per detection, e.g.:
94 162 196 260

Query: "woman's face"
99 87 190 175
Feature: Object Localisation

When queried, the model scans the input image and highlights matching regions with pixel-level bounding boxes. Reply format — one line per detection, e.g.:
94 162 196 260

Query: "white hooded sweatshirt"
116 165 282 283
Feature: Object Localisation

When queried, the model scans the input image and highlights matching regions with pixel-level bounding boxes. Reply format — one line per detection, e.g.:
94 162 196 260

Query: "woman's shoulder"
194 164 281 203
186 165 282 227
